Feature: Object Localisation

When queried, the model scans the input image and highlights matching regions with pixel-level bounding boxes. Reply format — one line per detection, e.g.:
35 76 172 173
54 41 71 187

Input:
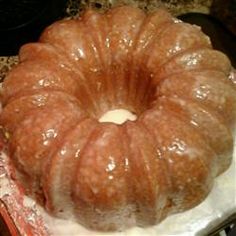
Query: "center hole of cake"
99 109 137 124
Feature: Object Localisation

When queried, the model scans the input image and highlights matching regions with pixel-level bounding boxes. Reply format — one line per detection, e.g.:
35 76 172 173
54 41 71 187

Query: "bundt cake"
1 5 236 231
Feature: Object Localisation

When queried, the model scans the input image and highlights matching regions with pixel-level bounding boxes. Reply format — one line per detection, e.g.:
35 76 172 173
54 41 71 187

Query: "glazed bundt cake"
1 5 236 231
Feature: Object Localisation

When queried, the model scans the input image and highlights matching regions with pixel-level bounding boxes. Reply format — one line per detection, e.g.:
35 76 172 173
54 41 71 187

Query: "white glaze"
99 109 137 124
0 126 236 236
36 142 236 236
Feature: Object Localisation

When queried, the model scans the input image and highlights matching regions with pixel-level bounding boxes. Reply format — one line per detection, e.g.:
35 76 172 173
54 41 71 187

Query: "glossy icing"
0 6 236 231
